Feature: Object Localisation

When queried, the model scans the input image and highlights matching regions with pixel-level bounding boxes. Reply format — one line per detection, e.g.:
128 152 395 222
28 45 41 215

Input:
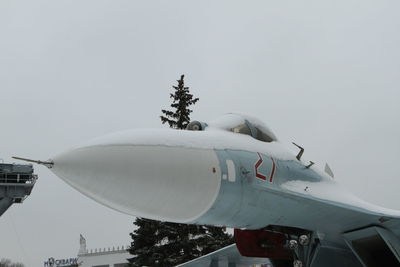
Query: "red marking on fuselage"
255 153 277 183
269 157 276 183
255 152 266 180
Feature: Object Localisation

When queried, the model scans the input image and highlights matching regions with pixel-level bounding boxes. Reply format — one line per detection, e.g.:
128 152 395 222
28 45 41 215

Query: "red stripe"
255 153 266 180
269 157 276 183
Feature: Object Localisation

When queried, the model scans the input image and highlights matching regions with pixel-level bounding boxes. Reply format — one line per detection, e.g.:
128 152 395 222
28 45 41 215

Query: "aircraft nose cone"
50 143 221 223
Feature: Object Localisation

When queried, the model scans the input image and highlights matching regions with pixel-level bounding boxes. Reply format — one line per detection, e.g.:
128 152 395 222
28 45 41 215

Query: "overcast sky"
1 1 400 266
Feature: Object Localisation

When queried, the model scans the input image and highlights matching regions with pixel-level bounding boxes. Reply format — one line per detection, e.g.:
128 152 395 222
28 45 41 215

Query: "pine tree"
160 74 199 129
127 218 172 266
128 75 234 267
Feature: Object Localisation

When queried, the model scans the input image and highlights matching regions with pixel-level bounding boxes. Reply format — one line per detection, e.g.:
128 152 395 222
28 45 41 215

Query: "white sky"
1 1 400 266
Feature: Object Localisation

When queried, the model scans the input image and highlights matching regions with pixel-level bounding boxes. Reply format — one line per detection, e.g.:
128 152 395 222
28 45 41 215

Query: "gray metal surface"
0 163 37 216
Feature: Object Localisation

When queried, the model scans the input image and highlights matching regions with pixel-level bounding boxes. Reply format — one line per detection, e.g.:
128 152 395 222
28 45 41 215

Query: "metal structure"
0 162 37 216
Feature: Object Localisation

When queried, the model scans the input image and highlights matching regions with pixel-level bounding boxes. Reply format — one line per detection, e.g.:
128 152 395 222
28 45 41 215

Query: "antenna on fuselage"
324 163 334 178
292 142 304 161
305 161 314 168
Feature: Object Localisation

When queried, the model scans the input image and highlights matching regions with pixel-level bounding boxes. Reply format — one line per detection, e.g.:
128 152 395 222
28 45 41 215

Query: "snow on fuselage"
50 127 294 223
49 114 400 236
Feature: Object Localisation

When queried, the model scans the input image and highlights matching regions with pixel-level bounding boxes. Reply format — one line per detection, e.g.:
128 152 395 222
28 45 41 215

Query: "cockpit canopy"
187 114 277 143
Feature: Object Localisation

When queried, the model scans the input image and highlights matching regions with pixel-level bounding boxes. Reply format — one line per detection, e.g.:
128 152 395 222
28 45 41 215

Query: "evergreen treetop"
160 74 199 130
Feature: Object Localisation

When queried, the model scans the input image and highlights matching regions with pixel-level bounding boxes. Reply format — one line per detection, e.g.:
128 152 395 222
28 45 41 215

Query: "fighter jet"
14 114 400 267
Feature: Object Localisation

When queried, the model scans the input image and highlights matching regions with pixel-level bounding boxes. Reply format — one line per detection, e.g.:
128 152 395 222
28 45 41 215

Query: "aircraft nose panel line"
50 145 222 223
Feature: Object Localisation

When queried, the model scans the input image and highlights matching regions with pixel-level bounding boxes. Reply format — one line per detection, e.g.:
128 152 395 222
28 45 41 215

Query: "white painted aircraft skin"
51 144 221 223
48 119 293 224
49 114 400 225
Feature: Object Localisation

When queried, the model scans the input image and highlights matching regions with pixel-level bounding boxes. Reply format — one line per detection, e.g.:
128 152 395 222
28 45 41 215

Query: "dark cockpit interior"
187 114 277 143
